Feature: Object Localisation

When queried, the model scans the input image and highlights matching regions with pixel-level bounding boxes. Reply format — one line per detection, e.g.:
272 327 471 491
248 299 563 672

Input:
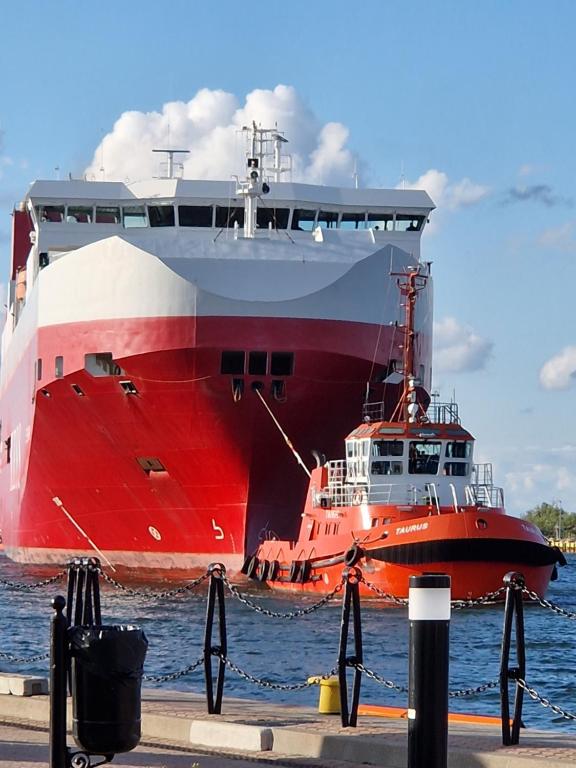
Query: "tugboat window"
148 205 175 227
371 460 403 475
291 209 317 231
248 351 267 375
221 351 245 374
256 207 289 229
408 441 441 474
215 206 244 228
270 352 294 376
373 440 404 457
446 441 471 458
443 462 469 477
178 205 213 227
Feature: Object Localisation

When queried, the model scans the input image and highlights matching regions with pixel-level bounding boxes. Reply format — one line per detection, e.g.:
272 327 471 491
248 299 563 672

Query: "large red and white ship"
0 126 435 574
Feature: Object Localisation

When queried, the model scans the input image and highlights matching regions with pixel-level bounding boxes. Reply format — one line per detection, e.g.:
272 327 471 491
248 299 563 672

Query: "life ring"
289 560 302 582
256 559 270 582
344 544 364 567
245 555 260 580
352 490 363 505
268 560 280 581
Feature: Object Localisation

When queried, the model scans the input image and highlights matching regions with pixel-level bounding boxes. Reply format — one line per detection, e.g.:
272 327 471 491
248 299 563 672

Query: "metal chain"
359 578 408 605
0 570 66 591
0 650 50 664
449 680 499 697
143 655 205 683
99 569 210 599
452 586 507 609
218 653 337 691
517 679 576 721
522 587 576 619
352 662 408 693
223 577 343 618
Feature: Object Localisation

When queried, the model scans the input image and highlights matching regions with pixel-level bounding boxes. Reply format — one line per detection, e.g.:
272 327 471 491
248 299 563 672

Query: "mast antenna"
152 148 190 179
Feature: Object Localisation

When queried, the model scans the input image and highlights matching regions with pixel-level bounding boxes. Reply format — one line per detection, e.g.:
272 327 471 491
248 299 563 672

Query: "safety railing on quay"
1 558 576 766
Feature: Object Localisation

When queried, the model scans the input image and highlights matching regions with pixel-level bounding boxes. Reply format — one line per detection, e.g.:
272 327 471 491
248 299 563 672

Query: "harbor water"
0 553 574 732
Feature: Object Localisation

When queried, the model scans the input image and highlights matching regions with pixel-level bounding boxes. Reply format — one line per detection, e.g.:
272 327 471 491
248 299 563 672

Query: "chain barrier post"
49 595 68 768
407 573 451 768
66 557 102 628
499 571 526 746
204 563 227 714
338 567 363 727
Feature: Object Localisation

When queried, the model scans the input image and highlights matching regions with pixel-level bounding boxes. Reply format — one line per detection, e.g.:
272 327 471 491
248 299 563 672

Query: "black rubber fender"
245 555 259 580
268 560 280 581
256 559 270 582
299 560 312 583
289 560 302 582
240 555 253 575
344 544 364 567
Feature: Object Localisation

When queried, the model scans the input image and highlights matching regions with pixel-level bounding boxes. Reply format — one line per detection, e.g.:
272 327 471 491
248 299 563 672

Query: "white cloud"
538 220 576 252
85 85 356 185
540 346 576 390
401 169 490 210
505 462 576 514
433 317 493 373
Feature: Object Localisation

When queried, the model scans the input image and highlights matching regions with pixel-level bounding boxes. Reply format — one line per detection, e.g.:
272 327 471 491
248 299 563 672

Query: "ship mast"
391 267 428 423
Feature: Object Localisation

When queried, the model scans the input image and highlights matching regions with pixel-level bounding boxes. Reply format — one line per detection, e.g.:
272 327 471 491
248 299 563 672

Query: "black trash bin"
70 624 148 755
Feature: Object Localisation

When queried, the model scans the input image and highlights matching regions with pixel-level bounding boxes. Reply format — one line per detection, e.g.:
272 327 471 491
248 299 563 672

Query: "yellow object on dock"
307 675 341 714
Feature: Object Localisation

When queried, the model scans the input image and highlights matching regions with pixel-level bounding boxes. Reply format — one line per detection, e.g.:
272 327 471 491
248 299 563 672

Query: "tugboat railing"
362 400 460 424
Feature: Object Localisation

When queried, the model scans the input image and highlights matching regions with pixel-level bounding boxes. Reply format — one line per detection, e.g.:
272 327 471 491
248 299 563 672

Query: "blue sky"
1 0 575 516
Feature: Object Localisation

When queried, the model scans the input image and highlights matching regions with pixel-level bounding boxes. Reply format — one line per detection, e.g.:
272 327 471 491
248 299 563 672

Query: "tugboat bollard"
499 571 526 746
407 574 451 768
49 595 67 768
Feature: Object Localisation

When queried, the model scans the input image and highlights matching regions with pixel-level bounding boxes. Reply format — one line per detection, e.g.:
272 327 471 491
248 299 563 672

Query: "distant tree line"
523 502 576 539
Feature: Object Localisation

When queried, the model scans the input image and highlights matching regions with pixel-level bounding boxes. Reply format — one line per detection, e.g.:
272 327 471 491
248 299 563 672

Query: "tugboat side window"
215 206 244 228
178 205 213 227
123 206 148 228
270 352 294 376
395 214 425 232
67 206 93 223
408 441 441 474
95 206 121 224
371 460 403 475
367 213 393 231
37 205 64 223
373 440 404 457
291 209 317 231
221 351 245 374
85 353 123 377
446 441 471 458
317 211 339 229
256 207 289 229
340 212 366 230
148 205 175 227
443 462 469 477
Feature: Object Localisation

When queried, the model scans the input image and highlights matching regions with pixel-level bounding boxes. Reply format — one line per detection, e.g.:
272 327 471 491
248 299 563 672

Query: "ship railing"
465 483 504 508
472 463 494 486
361 400 460 424
314 476 420 508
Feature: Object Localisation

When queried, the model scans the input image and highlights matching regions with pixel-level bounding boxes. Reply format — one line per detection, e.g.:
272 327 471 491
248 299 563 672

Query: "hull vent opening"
119 380 138 395
71 384 85 396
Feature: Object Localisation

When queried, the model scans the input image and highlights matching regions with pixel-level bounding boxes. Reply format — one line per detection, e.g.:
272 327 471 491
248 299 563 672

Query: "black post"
407 573 451 768
49 595 68 768
337 567 363 728
499 571 526 746
204 563 227 714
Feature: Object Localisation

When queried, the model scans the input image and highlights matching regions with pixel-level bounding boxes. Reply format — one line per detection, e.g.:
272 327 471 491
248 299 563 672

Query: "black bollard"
337 567 363 728
204 563 227 714
407 574 451 768
49 595 68 768
499 571 526 745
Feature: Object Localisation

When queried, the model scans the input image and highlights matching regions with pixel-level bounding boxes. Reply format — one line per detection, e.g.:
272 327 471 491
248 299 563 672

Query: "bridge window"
148 205 175 227
395 214 425 232
67 206 93 223
367 213 393 231
95 206 121 224
409 441 441 474
55 356 64 378
443 462 469 477
446 441 471 458
37 205 64 223
371 460 403 475
270 352 294 376
317 211 338 229
178 205 213 227
215 205 244 228
257 207 289 229
123 206 147 228
340 212 366 230
291 209 316 231
221 351 245 374
373 440 404 457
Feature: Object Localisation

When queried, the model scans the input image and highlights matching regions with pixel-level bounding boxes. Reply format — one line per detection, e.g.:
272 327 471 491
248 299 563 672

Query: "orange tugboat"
248 268 564 600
